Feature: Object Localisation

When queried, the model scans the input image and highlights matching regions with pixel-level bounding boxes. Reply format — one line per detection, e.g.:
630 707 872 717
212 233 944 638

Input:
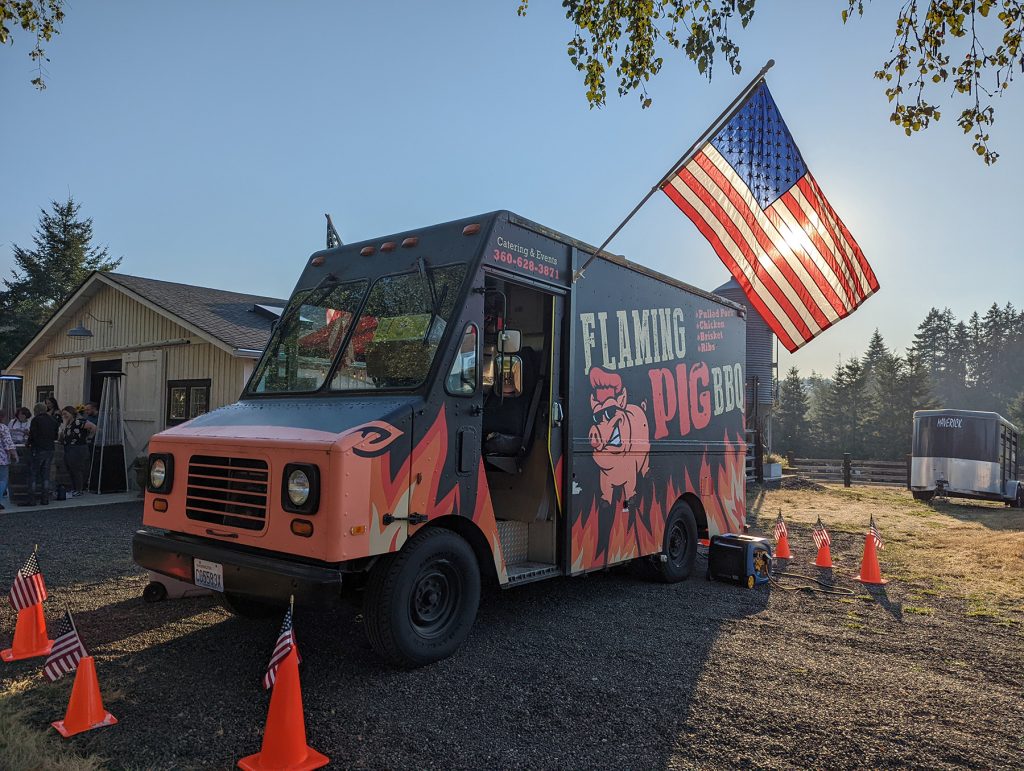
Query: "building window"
166 379 211 426
36 385 55 404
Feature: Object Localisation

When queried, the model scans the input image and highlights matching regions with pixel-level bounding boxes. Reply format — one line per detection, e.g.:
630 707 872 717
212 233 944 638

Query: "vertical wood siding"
15 282 251 440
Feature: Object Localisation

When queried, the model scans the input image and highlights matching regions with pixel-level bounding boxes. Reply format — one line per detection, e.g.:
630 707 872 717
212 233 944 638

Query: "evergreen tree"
0 197 121 368
819 359 869 457
774 367 810 458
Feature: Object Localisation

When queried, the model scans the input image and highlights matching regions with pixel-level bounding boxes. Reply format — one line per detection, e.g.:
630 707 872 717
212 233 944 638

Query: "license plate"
193 558 224 592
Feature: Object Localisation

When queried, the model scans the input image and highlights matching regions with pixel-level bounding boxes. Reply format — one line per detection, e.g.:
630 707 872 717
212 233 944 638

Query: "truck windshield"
249 279 369 393
330 263 467 391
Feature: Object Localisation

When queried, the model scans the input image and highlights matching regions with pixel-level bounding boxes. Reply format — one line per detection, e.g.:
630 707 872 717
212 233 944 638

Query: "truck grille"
185 455 269 531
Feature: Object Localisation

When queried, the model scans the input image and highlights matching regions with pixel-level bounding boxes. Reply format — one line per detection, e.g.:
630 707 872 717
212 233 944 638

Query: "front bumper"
132 529 344 606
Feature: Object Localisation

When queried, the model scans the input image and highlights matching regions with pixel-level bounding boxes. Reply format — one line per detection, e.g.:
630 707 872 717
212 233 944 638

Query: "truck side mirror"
498 329 521 355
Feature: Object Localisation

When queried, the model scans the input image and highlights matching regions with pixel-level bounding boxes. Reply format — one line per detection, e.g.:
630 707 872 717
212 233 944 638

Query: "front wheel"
654 500 698 583
364 528 480 668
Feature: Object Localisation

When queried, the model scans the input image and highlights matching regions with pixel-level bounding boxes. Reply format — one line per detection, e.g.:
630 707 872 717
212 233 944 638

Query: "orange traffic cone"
51 656 118 737
238 648 328 771
2 603 54 662
814 541 833 568
855 532 887 585
774 531 793 560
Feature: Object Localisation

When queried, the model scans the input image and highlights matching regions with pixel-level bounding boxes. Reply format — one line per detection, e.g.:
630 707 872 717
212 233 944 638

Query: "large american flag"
662 82 879 352
869 516 884 551
263 606 300 690
8 550 48 611
812 518 831 549
772 512 788 542
43 611 88 682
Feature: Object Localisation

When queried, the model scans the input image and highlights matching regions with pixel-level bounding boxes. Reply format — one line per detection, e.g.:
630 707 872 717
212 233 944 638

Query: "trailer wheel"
912 490 934 503
142 581 168 603
364 528 480 668
1014 486 1024 509
655 501 698 583
221 592 281 619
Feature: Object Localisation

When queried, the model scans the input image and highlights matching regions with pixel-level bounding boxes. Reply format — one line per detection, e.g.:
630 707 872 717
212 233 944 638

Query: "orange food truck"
133 211 748 666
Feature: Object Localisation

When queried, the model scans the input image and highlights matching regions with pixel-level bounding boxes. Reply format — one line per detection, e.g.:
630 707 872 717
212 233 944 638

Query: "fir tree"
0 197 121 368
774 367 810 458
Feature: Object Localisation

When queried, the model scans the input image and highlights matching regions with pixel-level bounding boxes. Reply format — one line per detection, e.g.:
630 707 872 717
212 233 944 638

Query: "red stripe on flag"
662 182 799 351
673 164 813 343
690 153 833 331
796 176 878 298
762 197 851 316
777 191 858 307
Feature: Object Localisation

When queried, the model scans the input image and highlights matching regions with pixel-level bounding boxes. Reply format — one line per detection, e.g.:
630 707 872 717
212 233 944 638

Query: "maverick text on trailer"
132 211 748 666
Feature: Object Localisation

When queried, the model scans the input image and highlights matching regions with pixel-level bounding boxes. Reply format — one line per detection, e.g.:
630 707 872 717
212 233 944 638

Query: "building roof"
4 271 289 372
104 273 286 352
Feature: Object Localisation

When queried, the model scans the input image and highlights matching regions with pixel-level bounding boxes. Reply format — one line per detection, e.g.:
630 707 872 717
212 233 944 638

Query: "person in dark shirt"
60 406 95 496
27 402 58 505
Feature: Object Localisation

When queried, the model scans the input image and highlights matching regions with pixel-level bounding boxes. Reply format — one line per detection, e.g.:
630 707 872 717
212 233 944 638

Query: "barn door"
123 349 165 461
55 357 85 408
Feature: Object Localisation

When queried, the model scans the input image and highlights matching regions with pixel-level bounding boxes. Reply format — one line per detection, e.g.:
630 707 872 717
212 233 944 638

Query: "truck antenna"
325 213 343 249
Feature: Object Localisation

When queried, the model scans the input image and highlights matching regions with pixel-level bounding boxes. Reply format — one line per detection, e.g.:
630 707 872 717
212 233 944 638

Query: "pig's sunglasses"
591 406 623 424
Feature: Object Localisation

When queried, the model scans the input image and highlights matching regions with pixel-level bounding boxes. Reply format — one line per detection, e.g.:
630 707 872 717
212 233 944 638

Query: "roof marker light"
401 237 419 248
462 223 481 236
380 242 397 252
311 255 325 266
360 246 375 256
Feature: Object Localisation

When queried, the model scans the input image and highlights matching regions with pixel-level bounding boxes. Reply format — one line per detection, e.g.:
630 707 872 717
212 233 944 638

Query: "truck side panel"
568 255 747 573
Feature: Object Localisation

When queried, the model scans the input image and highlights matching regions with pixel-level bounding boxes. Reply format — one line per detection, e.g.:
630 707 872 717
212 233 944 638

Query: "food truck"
133 211 748 666
910 409 1022 506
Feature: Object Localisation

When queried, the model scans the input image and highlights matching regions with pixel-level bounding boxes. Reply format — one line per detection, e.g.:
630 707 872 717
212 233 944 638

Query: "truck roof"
307 210 744 314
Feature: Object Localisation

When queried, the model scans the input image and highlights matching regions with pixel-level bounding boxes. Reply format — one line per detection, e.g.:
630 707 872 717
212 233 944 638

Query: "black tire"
912 490 934 503
655 500 698 583
1014 486 1024 509
220 592 281 619
142 581 168 603
364 527 480 668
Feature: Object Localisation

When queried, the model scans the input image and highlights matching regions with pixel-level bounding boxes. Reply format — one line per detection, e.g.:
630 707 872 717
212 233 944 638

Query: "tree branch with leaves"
519 0 1024 163
0 0 64 89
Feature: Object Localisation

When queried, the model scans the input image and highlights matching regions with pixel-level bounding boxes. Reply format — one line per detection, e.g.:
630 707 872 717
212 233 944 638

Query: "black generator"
707 534 773 589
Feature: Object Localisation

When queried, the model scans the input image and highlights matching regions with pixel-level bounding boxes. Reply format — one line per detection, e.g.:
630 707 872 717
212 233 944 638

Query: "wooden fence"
788 454 909 488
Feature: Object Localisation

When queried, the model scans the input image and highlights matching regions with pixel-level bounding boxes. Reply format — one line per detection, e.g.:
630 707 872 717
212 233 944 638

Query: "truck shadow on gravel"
33 561 769 770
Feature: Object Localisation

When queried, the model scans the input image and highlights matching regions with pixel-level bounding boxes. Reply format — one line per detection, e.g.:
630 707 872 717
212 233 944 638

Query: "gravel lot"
1 497 1022 770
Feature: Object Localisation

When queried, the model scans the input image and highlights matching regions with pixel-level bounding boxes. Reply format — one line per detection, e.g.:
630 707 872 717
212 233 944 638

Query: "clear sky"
2 1 1021 376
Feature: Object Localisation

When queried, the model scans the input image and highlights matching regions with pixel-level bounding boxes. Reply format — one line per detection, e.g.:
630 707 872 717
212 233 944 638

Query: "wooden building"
5 272 285 462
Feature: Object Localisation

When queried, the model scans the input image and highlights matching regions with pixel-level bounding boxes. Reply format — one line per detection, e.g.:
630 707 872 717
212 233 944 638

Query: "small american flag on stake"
812 518 831 549
263 599 300 690
772 512 788 542
8 548 47 611
869 516 884 551
43 611 88 682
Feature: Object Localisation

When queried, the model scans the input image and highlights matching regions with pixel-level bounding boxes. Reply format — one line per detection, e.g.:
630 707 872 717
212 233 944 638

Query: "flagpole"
573 58 776 283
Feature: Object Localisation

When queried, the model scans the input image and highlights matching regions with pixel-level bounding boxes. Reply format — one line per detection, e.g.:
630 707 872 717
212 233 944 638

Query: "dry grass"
749 482 1024 615
0 675 106 771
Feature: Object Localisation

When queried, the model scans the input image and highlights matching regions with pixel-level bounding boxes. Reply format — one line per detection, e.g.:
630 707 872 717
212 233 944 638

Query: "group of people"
0 398 100 509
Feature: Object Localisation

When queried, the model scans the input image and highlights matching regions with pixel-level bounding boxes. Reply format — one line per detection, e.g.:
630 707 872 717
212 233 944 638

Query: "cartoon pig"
588 367 651 504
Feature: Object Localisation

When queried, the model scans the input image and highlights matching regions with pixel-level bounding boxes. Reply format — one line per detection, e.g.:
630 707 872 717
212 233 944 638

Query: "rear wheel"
364 528 480 668
221 592 281 619
654 501 698 583
1014 486 1024 509
912 490 934 503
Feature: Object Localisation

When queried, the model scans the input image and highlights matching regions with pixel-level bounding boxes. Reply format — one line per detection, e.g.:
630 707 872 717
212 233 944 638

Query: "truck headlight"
147 453 174 493
282 463 320 514
287 469 310 506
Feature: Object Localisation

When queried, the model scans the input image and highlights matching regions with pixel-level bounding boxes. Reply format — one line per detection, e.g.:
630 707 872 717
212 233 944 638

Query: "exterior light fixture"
66 312 113 338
